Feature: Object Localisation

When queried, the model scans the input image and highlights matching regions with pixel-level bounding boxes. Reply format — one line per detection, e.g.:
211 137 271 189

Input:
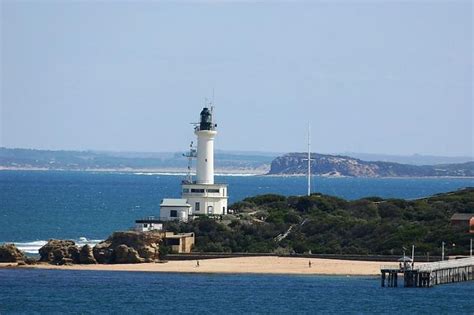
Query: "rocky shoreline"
0 231 163 266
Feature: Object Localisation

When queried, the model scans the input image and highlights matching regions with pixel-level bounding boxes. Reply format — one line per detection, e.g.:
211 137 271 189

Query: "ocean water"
0 269 473 314
1 171 473 314
1 170 473 247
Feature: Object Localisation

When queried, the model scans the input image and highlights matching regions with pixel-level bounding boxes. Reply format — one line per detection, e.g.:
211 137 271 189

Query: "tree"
159 242 171 260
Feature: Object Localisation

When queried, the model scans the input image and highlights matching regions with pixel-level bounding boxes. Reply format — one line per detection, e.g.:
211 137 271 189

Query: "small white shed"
160 198 192 222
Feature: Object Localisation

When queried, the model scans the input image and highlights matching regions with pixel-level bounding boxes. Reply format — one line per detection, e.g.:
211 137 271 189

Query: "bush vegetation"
164 188 474 256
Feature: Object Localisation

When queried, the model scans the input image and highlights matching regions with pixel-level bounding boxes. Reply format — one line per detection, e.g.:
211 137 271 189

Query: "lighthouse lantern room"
181 107 228 217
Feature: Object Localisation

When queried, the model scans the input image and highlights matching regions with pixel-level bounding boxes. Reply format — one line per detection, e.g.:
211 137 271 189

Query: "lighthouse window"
170 210 178 217
195 202 200 211
191 189 205 193
206 189 220 193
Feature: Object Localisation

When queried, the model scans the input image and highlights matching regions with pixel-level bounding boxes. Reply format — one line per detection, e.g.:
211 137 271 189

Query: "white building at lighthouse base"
181 182 228 216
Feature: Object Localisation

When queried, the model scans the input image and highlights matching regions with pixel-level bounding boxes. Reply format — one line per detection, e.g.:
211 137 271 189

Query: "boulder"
25 257 38 265
112 245 144 264
140 245 158 263
58 258 74 266
79 245 97 264
0 244 26 262
39 240 80 264
93 241 114 264
93 231 161 264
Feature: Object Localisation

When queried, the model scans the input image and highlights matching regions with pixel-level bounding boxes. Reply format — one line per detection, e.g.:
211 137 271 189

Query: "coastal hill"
166 188 474 255
268 153 474 177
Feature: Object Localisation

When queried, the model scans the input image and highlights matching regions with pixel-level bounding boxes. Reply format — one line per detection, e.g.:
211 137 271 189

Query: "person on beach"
308 260 312 268
196 260 200 267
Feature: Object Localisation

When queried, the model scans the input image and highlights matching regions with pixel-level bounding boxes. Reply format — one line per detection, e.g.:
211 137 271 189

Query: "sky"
1 0 472 157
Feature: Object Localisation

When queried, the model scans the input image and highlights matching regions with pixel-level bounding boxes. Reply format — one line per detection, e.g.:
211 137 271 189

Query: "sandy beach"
2 257 388 276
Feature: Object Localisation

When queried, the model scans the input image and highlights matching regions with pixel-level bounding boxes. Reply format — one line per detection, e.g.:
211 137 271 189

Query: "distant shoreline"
1 167 474 179
0 167 266 176
265 173 474 179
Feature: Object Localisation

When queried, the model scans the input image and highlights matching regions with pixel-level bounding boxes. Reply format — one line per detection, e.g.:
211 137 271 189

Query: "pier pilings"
381 257 474 288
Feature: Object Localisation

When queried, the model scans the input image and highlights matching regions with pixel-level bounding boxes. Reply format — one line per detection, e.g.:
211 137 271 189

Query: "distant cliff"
268 153 474 177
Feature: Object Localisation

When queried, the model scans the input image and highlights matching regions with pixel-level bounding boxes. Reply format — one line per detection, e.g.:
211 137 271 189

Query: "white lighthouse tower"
181 107 228 217
195 107 216 184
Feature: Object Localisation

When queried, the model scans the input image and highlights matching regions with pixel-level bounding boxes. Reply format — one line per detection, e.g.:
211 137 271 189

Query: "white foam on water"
3 238 103 254
215 173 259 177
11 241 47 254
133 172 259 177
133 172 188 176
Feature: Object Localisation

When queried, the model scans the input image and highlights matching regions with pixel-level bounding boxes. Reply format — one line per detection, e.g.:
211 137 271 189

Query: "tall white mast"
307 123 311 196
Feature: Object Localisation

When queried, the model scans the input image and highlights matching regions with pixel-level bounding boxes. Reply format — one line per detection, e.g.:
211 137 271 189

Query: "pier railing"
380 265 400 271
416 257 474 272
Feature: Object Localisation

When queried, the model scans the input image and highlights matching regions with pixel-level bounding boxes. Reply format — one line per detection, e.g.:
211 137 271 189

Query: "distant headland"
268 153 474 177
1 147 472 177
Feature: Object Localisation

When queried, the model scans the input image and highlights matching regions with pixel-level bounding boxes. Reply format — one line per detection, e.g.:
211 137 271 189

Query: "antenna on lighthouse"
183 141 196 184
210 88 215 114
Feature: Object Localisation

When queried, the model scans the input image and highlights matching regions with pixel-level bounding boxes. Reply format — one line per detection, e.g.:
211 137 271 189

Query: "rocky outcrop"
112 245 144 264
268 153 474 177
78 244 97 264
93 241 114 264
93 231 161 264
37 232 162 265
0 244 26 262
39 240 80 264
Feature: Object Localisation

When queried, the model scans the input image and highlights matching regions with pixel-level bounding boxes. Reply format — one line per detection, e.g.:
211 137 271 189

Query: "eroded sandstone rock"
0 244 26 262
92 231 161 264
79 244 97 264
39 240 80 264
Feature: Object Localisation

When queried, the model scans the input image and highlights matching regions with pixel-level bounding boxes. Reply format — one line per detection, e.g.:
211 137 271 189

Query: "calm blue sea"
0 269 473 314
1 171 473 314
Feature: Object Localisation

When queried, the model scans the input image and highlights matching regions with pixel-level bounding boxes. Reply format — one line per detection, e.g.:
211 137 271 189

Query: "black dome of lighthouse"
199 107 213 131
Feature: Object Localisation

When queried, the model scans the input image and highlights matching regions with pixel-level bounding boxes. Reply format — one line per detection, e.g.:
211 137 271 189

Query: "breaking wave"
133 172 259 177
215 173 259 177
133 172 188 176
2 237 103 254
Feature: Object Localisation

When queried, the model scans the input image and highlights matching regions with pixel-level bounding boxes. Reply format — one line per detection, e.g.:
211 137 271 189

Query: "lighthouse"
181 107 228 217
195 107 216 184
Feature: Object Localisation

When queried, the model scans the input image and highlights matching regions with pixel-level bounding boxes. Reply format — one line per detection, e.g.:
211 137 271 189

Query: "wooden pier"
381 257 474 288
